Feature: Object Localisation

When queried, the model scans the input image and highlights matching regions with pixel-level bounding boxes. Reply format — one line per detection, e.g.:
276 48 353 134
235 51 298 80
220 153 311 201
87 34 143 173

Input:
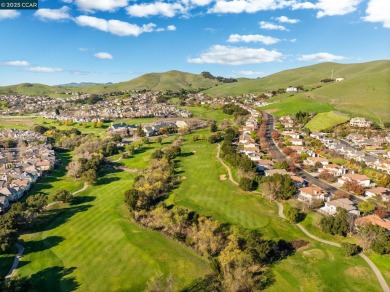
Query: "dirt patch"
220 174 227 181
345 266 370 278
292 240 310 250
302 249 325 260
181 176 187 180
264 109 278 113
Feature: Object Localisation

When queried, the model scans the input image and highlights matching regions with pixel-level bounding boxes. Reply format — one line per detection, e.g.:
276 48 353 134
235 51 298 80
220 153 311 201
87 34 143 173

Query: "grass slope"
79 71 221 93
170 136 382 291
305 111 349 131
260 95 334 116
17 168 211 291
0 83 61 96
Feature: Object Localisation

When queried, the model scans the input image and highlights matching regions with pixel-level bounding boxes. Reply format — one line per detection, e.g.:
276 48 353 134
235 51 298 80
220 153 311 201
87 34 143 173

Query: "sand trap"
181 176 187 180
220 174 227 180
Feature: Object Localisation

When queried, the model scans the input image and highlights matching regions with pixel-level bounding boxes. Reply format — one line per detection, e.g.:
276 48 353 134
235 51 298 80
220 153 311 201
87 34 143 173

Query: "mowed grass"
17 169 211 291
305 111 350 131
365 251 390 286
260 95 334 117
170 137 382 291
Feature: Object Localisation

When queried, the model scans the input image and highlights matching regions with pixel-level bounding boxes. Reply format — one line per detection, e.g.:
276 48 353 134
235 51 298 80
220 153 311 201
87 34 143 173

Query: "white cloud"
0 10 20 20
1 60 30 66
227 34 280 45
276 15 299 23
74 16 156 36
187 45 283 65
78 47 93 51
167 25 177 31
61 0 73 3
298 52 346 62
34 6 71 21
362 0 390 28
94 52 113 60
259 21 287 30
189 0 213 6
75 0 128 12
292 0 362 18
126 2 185 17
208 0 290 14
238 70 263 76
25 67 64 73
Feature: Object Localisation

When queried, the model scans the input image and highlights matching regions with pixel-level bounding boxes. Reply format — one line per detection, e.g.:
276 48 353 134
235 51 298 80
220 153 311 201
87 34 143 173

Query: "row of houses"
0 141 56 214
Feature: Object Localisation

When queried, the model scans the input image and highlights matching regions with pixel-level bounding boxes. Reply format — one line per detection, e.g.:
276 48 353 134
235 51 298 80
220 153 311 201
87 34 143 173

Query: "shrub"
341 242 360 256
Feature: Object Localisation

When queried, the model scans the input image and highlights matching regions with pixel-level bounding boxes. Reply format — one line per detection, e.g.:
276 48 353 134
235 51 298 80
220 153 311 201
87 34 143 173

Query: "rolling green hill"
0 83 61 96
78 70 223 93
205 60 389 123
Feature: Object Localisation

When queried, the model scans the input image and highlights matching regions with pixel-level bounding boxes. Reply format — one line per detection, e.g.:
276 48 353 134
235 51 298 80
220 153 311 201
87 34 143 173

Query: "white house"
304 157 329 166
286 86 298 92
350 117 372 128
339 174 371 188
318 164 347 177
365 187 390 201
320 198 359 216
298 186 328 203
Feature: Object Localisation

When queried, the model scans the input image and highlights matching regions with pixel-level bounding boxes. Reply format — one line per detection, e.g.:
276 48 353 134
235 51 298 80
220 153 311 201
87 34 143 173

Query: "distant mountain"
77 70 224 93
57 82 114 88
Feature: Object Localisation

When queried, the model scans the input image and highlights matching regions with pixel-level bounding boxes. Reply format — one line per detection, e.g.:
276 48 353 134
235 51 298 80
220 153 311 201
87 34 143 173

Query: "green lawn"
17 169 211 291
260 95 334 116
0 246 17 278
365 251 390 286
170 138 382 291
180 106 234 123
305 111 349 132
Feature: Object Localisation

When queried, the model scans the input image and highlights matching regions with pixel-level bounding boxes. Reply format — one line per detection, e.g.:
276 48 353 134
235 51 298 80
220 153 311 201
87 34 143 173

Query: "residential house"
256 159 274 171
350 117 372 128
320 198 359 216
298 186 328 203
318 164 347 177
355 215 390 233
0 195 10 213
286 86 298 92
0 187 19 202
339 174 371 187
304 157 329 167
365 187 390 202
290 175 307 188
264 169 291 177
289 138 304 146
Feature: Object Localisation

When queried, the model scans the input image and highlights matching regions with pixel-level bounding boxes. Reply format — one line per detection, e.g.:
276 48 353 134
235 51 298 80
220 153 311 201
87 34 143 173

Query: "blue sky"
0 0 389 85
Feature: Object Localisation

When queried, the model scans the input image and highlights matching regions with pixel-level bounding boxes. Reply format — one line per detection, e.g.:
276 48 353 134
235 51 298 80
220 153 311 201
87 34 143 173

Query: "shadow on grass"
22 236 64 255
134 146 153 155
180 152 194 158
70 196 96 206
96 176 120 186
29 266 79 292
30 205 92 233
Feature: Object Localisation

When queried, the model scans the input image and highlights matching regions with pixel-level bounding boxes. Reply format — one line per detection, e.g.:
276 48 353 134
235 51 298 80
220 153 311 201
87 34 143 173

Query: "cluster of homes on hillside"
40 92 192 122
0 130 56 214
0 94 89 115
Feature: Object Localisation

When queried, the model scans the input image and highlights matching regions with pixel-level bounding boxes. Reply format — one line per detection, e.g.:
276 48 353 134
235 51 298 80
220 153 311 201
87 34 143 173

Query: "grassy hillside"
260 95 334 116
79 70 222 93
0 83 61 96
305 111 349 132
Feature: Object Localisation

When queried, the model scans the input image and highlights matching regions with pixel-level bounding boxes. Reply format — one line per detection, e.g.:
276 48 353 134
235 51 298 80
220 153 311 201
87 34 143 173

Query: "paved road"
262 112 363 203
5 243 24 281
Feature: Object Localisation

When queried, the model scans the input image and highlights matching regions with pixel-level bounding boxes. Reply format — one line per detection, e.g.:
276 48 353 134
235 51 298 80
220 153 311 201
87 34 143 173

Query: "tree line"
124 146 298 291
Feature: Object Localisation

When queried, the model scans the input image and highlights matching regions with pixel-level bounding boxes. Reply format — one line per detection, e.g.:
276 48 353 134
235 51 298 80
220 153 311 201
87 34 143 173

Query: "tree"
285 206 301 223
358 201 375 215
375 207 388 219
126 144 135 156
124 189 140 211
81 169 97 185
53 189 72 203
26 194 47 213
358 223 390 254
66 160 82 179
341 242 359 256
239 177 257 191
156 136 163 144
344 180 365 195
151 149 164 159
209 120 217 132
